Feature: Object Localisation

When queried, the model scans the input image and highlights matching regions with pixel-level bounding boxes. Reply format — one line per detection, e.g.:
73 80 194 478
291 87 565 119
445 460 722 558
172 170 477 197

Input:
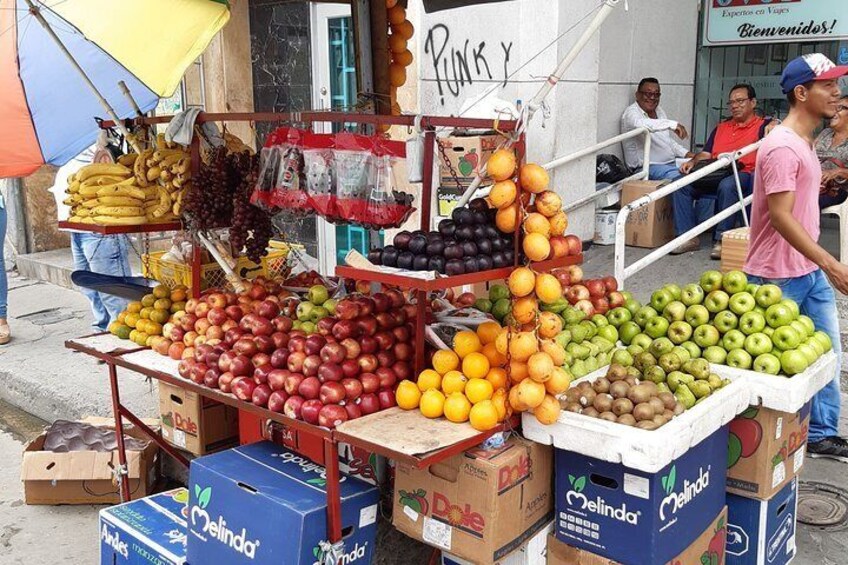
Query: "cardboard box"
727 402 810 500
443 522 553 565
187 441 379 564
159 381 239 455
21 420 159 505
594 210 617 245
721 227 750 273
554 425 728 565
99 488 188 565
437 133 500 217
620 180 674 248
547 506 729 564
393 437 553 564
726 478 798 565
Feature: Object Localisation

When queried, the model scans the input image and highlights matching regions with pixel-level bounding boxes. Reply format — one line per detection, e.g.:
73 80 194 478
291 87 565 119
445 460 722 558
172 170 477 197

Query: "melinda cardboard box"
727 402 810 500
187 441 379 564
159 381 239 455
620 180 674 248
394 437 553 564
547 506 728 565
22 418 159 505
726 478 798 565
100 488 188 565
554 425 728 565
437 133 500 217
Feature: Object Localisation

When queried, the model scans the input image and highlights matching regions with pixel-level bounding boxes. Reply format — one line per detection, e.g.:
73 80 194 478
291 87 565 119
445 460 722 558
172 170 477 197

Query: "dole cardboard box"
727 402 810 500
726 477 798 565
99 488 188 565
554 425 728 565
547 506 728 565
187 441 379 564
393 437 553 564
620 180 674 248
159 381 239 456
437 133 500 216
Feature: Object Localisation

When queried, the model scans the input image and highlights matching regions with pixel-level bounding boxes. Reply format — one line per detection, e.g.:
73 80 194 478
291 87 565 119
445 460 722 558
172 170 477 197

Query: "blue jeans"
71 233 131 330
649 163 683 182
747 270 842 442
673 173 753 240
0 201 7 319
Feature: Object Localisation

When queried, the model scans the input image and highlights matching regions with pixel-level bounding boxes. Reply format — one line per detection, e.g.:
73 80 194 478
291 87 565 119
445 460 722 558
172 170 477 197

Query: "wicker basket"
142 247 290 291
720 227 749 273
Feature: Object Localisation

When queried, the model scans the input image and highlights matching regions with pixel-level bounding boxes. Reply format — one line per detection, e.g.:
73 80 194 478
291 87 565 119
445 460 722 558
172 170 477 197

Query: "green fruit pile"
292 284 336 334
474 283 511 322
608 270 832 376
552 306 619 378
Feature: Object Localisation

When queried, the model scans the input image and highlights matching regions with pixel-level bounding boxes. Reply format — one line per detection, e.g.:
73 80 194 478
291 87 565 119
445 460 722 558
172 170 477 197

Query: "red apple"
305 335 327 356
392 326 411 344
253 363 274 385
195 302 211 319
248 283 267 301
268 369 289 391
574 299 595 318
251 353 271 369
585 279 607 299
224 328 244 347
564 235 582 256
221 319 238 333
359 393 380 415
316 317 337 336
168 342 186 361
375 312 394 330
374 331 396 351
301 399 323 425
554 270 572 288
207 292 227 309
565 285 590 305
234 338 258 357
393 342 412 362
372 293 390 313
271 348 289 369
355 315 378 336
549 235 569 259
252 384 272 407
340 338 362 360
218 350 236 373
344 402 362 420
185 298 198 314
177 358 195 379
218 372 235 393
204 368 221 389
257 300 280 319
287 351 306 373
341 378 364 400
392 361 412 381
268 390 288 413
230 354 254 377
318 363 344 383
272 315 293 333
270 332 289 351
358 354 378 373
385 289 404 308
376 367 397 389
207 307 228 326
232 377 256 401
302 354 321 377
284 372 305 396
284 395 305 419
378 388 397 409
180 313 198 333
189 363 209 384
288 335 307 353
318 404 348 429
591 297 610 315
335 300 360 321
207 325 224 341
456 292 476 307
341 359 361 379
359 335 378 354
608 291 625 308
225 305 244 322
332 320 357 341
251 316 274 337
601 276 618 293
377 350 396 368
254 335 275 354
565 264 584 283
319 382 347 404
320 342 346 364
298 376 321 400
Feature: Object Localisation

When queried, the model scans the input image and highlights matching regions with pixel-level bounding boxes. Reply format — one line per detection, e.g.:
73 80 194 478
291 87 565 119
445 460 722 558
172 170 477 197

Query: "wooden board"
335 407 484 457
67 333 142 355
120 349 181 376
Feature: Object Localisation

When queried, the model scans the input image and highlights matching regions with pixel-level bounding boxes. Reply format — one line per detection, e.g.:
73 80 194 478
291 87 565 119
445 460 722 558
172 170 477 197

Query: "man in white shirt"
620 78 693 181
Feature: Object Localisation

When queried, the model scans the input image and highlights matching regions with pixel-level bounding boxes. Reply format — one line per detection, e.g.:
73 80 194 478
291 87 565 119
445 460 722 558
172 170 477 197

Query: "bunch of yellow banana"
133 133 192 218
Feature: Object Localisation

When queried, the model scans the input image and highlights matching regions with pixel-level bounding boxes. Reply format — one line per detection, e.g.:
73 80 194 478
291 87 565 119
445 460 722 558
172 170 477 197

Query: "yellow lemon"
417 369 442 392
432 349 460 375
465 378 494 404
396 381 422 410
462 352 490 379
469 400 500 431
441 371 468 395
420 390 446 419
453 331 482 359
444 393 472 423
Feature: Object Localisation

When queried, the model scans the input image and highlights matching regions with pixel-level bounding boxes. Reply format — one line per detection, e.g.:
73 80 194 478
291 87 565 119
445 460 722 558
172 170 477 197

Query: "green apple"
624 298 642 315
681 284 705 306
797 343 819 365
611 349 634 367
790 321 810 342
780 349 809 375
474 298 493 313
726 348 753 370
728 292 756 315
672 346 692 363
703 345 727 364
323 298 338 314
627 344 645 357
763 326 775 338
744 332 773 356
555 330 572 349
713 311 739 333
754 284 782 308
772 325 801 350
606 307 632 327
635 351 658 371
780 299 801 320
663 301 687 322
658 352 681 372
621 291 634 301
650 289 674 313
722 329 746 351
618 321 641 345
292 320 303 330
746 283 760 295
308 305 329 322
668 321 693 344
649 337 675 357
300 321 316 334
685 305 710 328
722 270 749 294
664 284 682 301
681 341 702 360
596 325 619 344
593 333 617 351
645 316 670 339
739 311 766 336
632 333 653 350
765 303 794 328
693 324 721 347
753 353 781 375
308 284 330 305
797 315 816 338
634 306 659 329
705 290 730 314
812 330 833 353
700 270 724 293
591 314 608 328
806 337 825 357
296 301 315 321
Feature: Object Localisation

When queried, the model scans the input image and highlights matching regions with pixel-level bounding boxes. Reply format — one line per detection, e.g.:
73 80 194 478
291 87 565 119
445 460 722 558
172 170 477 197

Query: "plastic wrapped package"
361 138 413 229
303 132 338 221
334 132 375 224
266 128 309 214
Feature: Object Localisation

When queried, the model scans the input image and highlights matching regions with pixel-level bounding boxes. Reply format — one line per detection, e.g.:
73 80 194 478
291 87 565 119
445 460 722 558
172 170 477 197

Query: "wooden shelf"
58 221 183 235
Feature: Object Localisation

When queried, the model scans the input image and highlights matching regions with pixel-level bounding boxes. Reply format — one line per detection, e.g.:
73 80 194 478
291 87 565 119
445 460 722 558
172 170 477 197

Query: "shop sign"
703 0 848 46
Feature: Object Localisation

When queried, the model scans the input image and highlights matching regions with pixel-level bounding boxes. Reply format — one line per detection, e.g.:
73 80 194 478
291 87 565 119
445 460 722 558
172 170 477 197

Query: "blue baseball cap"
781 53 848 94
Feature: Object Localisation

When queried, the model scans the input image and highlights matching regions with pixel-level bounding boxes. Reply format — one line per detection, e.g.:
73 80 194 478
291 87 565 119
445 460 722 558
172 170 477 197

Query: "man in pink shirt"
745 54 848 462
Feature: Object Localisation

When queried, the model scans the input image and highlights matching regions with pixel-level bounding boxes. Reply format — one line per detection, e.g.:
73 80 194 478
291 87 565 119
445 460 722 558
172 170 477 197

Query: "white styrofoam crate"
522 368 750 473
711 350 837 414
68 333 137 354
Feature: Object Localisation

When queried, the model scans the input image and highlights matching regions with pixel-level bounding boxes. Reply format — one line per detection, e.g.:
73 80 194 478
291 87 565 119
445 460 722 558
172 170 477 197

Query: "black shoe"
807 436 848 463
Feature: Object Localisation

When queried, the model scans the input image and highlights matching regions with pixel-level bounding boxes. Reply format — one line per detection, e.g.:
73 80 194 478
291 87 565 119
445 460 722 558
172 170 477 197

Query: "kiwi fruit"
577 381 593 391
653 414 669 427
624 375 639 387
659 391 677 410
593 393 614 413
635 420 659 430
627 384 653 405
607 364 627 381
582 407 599 418
609 381 630 399
673 402 686 415
578 389 597 407
640 381 659 395
564 402 583 413
593 377 611 394
663 409 675 420
617 413 637 426
564 389 582 404
633 402 655 422
648 397 666 416
599 411 617 422
612 397 634 416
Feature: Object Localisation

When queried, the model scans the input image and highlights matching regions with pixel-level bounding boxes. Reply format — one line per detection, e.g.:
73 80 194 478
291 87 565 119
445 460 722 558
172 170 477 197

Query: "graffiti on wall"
424 23 514 105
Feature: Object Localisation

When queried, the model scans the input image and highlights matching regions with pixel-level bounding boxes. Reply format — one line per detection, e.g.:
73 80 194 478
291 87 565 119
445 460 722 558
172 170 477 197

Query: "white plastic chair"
822 199 848 263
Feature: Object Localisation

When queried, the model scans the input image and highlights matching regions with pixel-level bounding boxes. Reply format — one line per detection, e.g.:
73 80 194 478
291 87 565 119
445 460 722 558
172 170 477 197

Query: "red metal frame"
57 221 182 234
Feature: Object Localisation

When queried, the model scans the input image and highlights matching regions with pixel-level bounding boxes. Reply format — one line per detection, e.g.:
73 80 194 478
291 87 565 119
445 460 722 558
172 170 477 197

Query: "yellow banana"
134 149 152 187
67 215 83 223
76 208 93 218
175 158 190 175
172 189 184 216
82 198 102 208
97 196 144 207
146 166 162 182
148 186 172 219
62 196 76 206
96 185 146 200
77 163 131 182
67 180 80 194
159 169 172 182
67 172 78 185
117 153 138 167
159 152 185 167
93 215 147 226
93 205 144 217
80 217 96 225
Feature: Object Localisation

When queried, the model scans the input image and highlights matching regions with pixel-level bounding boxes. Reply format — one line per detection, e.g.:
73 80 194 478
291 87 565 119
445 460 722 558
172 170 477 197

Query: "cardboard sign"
547 506 728 565
726 478 798 565
620 180 674 249
159 382 239 456
727 402 810 500
394 438 553 564
436 134 500 217
554 426 728 565
187 442 379 565
100 488 188 565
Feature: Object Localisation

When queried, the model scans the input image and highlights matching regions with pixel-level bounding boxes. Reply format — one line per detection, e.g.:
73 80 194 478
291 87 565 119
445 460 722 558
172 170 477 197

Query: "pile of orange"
110 284 187 347
385 0 415 117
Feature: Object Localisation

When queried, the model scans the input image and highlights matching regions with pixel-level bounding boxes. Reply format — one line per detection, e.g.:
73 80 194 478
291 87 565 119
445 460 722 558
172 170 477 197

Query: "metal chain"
436 139 464 190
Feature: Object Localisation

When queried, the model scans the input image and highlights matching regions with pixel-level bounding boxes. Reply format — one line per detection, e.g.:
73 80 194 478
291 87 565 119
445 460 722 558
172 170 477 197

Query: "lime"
474 298 493 313
489 284 509 302
491 298 511 321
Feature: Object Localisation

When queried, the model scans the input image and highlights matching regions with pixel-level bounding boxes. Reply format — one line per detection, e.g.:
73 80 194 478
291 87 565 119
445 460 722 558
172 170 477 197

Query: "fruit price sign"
702 0 848 46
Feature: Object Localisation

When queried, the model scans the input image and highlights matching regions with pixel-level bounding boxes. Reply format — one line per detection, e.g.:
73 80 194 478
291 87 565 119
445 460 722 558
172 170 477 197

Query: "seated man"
621 77 693 181
672 84 773 257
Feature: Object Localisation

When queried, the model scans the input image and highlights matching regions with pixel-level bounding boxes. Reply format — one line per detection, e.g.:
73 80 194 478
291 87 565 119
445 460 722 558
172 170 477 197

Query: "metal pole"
730 159 749 227
24 0 142 153
118 81 143 117
542 127 653 171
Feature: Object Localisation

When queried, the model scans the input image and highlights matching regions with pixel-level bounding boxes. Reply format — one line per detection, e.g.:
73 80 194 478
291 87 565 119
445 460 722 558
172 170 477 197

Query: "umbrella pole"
455 0 621 207
24 0 143 154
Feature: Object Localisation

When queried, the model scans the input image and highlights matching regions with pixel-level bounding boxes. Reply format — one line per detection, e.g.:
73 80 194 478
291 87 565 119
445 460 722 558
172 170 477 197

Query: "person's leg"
820 191 848 209
714 173 753 242
672 184 700 237
648 163 683 182
74 233 111 330
87 235 130 328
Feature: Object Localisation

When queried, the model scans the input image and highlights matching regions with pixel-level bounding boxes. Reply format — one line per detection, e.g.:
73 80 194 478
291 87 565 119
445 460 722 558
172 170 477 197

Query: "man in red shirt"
671 84 772 257
746 54 848 462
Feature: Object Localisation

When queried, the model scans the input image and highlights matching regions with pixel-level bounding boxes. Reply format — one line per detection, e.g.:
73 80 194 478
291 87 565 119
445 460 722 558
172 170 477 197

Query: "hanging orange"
389 64 407 87
388 33 408 54
392 20 415 40
487 149 517 182
519 164 549 193
393 49 413 67
388 5 406 25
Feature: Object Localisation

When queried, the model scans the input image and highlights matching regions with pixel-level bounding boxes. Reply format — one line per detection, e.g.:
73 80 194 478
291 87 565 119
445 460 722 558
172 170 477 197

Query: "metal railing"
614 140 763 286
